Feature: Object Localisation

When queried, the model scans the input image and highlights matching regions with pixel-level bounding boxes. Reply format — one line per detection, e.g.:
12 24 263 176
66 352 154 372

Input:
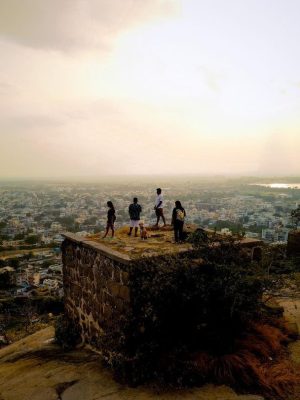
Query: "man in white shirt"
154 188 166 227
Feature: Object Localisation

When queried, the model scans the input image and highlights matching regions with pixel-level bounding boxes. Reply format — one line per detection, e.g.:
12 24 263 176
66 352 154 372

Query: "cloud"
257 131 300 176
0 82 15 92
1 114 65 129
198 66 224 93
0 0 177 51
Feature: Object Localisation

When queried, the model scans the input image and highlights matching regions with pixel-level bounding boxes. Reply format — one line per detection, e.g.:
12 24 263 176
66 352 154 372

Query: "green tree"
291 206 300 229
25 235 40 245
22 251 34 261
0 270 14 289
8 258 20 269
0 260 6 267
42 260 52 269
14 233 25 240
0 221 7 229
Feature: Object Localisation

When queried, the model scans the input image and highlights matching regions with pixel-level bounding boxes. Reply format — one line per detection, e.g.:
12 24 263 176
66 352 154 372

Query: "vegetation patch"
55 315 81 351
98 232 299 399
0 296 63 343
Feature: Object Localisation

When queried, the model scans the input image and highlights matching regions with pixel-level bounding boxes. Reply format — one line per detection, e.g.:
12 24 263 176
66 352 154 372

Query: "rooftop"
62 225 263 263
87 225 194 259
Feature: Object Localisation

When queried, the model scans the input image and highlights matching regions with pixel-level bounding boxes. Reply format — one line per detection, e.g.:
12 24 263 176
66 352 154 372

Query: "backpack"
176 209 185 222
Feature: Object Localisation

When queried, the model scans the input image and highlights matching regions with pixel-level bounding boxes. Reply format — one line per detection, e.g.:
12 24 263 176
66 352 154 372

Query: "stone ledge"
61 232 131 265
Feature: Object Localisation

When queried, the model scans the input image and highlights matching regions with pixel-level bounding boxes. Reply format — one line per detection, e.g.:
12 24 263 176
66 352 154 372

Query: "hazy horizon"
1 174 300 184
1 0 300 178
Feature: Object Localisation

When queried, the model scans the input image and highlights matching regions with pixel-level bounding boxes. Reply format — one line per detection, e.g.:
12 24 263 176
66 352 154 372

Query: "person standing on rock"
103 201 116 238
171 200 186 243
154 188 166 227
128 197 142 237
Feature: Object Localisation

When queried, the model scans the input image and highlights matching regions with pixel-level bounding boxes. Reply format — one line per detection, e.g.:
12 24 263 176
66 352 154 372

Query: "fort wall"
61 231 264 347
62 233 131 346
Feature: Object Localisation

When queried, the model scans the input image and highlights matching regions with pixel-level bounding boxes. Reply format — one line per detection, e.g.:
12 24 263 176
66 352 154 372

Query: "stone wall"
287 230 300 257
61 232 264 348
62 233 131 346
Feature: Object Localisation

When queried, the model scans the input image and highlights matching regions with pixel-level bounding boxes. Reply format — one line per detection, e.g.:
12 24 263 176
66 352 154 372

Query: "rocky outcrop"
0 327 264 400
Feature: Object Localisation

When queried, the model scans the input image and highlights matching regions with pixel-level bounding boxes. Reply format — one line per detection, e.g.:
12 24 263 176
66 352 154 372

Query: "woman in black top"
171 200 186 243
103 201 116 238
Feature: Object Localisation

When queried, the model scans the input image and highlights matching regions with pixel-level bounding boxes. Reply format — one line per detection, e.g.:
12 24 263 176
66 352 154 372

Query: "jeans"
174 220 184 242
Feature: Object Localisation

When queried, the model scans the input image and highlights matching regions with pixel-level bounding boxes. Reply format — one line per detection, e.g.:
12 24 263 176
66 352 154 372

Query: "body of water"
251 183 300 189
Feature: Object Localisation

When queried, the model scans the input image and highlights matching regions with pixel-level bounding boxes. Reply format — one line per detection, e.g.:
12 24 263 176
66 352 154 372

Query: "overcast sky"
0 0 300 178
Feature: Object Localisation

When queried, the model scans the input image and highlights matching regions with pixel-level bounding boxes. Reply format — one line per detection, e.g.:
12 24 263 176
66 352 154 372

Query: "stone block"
103 304 113 319
118 285 130 302
62 235 134 346
91 304 99 321
113 267 121 283
76 249 81 260
85 303 91 316
114 297 126 313
102 261 114 280
120 271 129 285
107 281 121 297
252 246 262 261
287 230 300 256
102 290 112 303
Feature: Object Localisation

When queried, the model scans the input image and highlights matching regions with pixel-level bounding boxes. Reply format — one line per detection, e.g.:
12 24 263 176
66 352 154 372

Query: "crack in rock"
55 380 79 400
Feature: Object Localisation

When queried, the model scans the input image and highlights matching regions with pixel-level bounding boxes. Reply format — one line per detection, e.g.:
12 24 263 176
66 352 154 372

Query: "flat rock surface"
278 297 300 333
87 226 193 259
84 225 262 260
0 327 264 400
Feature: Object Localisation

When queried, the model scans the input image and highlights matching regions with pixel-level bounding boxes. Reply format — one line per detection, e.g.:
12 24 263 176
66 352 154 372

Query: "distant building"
245 231 259 238
42 278 59 290
274 229 289 243
28 272 41 286
48 264 63 275
261 228 289 243
220 228 232 236
16 268 40 286
51 222 62 232
261 229 274 242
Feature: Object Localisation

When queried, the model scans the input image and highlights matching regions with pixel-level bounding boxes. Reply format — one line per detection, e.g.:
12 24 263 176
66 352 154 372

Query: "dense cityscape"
1 0 300 396
1 178 299 277
0 177 299 345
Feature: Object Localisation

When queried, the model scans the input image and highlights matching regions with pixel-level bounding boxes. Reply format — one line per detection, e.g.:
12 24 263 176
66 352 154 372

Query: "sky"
0 0 300 179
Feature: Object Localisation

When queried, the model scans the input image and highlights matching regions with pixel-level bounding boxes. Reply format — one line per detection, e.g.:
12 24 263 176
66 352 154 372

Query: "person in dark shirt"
128 197 142 237
171 200 186 243
103 201 116 238
154 188 166 227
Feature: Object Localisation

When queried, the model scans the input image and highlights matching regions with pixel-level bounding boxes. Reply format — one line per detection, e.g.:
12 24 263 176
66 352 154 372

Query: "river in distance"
250 183 300 189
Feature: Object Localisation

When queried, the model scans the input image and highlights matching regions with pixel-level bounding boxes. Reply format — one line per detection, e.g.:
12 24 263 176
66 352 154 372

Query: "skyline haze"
1 0 300 178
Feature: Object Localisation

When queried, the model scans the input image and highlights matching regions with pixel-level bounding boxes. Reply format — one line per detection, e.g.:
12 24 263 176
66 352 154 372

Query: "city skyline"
1 0 300 178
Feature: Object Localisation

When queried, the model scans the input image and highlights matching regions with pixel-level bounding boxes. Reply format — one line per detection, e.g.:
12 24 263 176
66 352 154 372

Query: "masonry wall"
287 230 300 257
62 234 131 346
61 232 264 348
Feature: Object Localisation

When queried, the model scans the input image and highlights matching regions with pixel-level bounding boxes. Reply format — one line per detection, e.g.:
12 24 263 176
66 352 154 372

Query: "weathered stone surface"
287 230 300 256
119 285 130 302
252 246 262 262
62 237 131 350
121 271 129 285
0 328 267 400
107 281 121 297
277 297 300 335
